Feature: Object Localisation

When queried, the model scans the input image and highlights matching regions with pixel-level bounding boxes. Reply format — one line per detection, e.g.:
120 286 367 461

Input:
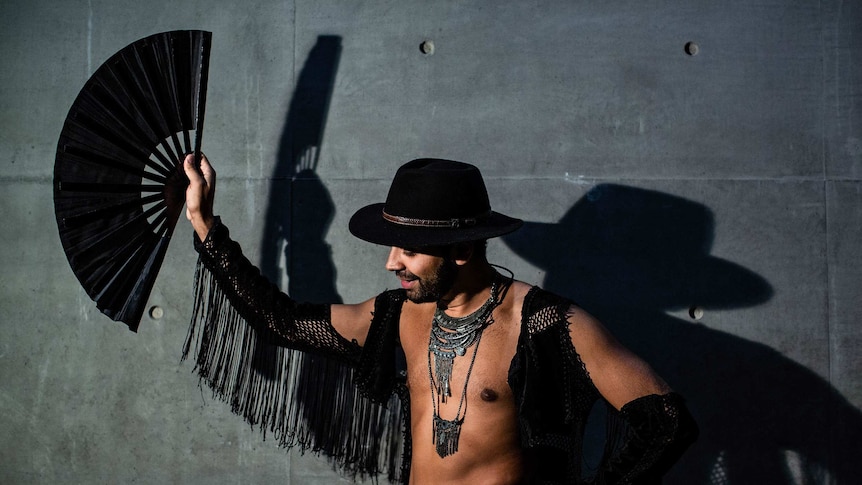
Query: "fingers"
183 153 216 200
183 153 214 184
183 154 200 222
198 153 214 177
183 153 216 239
200 154 216 192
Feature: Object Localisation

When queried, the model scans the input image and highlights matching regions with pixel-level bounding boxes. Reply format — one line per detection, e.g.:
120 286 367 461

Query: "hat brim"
349 203 523 247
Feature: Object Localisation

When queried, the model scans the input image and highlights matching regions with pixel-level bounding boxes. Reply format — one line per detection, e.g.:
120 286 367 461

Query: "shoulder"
512 285 613 345
495 279 531 329
331 290 406 347
511 283 578 334
506 280 534 306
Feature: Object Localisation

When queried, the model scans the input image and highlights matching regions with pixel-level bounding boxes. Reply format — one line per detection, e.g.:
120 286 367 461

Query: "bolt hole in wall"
684 41 699 56
420 40 434 55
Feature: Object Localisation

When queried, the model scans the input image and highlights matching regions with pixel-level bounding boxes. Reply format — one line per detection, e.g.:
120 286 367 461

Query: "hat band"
382 210 491 229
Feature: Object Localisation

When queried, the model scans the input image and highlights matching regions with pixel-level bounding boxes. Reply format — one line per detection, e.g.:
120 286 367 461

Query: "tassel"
433 352 454 401
183 257 408 482
433 413 463 458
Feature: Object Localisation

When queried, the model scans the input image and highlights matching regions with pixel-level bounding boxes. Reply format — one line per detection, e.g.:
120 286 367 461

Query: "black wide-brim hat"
349 158 523 247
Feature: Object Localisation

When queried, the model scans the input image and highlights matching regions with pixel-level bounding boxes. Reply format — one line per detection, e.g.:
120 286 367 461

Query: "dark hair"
447 239 487 262
473 239 488 261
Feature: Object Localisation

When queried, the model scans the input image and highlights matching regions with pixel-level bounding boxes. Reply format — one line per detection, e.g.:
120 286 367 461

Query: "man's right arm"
184 154 375 357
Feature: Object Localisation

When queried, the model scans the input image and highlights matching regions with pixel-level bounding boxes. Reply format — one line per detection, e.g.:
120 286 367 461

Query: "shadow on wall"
238 34 862 485
502 184 862 485
260 34 342 300
256 34 352 455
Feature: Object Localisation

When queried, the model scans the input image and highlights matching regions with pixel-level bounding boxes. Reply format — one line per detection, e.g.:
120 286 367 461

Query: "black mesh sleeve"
191 216 361 361
594 392 699 485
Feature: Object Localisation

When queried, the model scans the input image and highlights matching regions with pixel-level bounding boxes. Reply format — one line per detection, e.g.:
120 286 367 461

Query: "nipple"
480 388 498 402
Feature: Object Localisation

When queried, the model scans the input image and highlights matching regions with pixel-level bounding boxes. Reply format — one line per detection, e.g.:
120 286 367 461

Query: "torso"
398 280 532 484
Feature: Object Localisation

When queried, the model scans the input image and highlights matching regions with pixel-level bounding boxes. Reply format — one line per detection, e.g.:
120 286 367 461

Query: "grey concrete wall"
2 0 860 483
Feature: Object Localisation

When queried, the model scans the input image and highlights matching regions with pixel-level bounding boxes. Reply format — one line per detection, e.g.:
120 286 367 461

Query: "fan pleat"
74 219 154 284
57 182 165 194
94 238 166 323
62 91 179 180
94 66 168 160
54 30 211 331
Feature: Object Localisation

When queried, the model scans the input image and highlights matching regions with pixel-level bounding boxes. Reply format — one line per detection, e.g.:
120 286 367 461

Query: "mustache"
396 270 418 281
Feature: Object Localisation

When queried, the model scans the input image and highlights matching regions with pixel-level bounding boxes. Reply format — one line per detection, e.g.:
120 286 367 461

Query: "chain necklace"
428 273 504 458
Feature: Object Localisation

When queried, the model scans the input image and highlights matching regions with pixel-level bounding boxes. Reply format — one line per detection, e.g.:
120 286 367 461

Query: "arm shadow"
259 34 342 302
251 35 360 467
503 183 862 484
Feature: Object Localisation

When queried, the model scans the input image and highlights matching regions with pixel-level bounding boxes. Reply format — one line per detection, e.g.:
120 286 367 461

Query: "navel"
480 388 498 402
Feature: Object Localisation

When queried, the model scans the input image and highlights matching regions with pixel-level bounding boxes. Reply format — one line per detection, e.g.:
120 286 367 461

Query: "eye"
402 249 417 257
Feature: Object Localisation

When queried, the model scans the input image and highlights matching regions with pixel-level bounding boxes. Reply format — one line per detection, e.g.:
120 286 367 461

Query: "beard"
401 258 459 304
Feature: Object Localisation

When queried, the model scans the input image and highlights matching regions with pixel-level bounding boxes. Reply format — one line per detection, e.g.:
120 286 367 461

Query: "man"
183 154 697 484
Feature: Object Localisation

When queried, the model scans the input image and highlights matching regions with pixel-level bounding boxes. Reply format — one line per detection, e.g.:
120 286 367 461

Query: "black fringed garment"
185 218 697 484
183 217 408 482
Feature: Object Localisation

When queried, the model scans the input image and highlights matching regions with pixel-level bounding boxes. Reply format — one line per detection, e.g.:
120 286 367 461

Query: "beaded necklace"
427 273 504 458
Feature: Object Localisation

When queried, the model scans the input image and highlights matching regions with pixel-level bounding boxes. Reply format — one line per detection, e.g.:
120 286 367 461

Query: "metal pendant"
433 412 464 458
433 352 455 401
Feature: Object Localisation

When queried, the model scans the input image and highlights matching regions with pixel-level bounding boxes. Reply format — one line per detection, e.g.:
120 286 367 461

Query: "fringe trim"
183 258 406 483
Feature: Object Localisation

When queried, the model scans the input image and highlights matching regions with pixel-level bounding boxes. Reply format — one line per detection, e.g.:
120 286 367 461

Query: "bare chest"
398 303 521 417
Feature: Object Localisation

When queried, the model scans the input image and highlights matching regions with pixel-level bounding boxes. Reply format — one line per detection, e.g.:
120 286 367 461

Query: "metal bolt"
684 41 699 56
420 40 435 55
149 306 164 319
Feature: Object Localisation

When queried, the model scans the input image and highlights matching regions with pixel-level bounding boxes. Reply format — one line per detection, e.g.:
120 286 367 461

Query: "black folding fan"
54 30 212 331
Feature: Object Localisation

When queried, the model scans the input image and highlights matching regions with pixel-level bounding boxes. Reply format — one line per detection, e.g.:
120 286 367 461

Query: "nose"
385 247 404 272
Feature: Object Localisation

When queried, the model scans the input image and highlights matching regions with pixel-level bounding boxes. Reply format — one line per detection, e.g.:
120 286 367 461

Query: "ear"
450 241 475 266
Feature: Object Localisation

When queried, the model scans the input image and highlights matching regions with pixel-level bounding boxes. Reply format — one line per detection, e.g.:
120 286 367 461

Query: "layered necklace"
428 272 505 458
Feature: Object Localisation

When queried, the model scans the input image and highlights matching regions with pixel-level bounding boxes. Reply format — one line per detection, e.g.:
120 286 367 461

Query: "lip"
400 278 416 289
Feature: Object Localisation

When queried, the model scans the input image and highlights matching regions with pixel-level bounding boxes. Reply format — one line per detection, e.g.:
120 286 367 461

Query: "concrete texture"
1 0 860 483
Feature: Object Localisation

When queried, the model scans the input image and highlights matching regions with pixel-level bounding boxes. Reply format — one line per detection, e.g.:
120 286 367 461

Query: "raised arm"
182 153 375 355
567 306 698 484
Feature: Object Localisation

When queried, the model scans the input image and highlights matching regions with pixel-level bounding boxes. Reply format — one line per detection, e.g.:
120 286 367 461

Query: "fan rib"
57 182 165 194
59 192 164 230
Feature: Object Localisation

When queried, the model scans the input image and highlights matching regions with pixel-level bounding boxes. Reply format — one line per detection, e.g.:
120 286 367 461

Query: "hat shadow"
503 184 862 484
